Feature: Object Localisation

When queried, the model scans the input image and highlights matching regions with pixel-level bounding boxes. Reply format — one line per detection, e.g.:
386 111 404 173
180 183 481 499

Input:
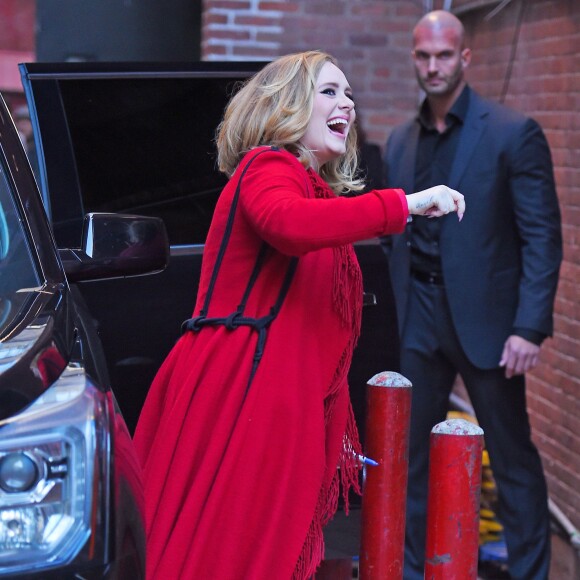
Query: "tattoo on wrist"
415 196 433 210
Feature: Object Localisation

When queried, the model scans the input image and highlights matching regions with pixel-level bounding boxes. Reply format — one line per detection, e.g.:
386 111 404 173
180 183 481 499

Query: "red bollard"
424 418 484 580
359 371 412 580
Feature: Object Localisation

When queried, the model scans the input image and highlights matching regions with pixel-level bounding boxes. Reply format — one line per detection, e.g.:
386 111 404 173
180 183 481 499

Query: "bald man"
384 10 562 579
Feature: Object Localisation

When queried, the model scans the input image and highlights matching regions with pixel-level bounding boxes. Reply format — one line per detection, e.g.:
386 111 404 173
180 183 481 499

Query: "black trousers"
401 278 551 580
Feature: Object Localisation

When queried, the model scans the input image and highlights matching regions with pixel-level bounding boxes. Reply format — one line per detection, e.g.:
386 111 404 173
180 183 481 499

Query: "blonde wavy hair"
215 50 364 195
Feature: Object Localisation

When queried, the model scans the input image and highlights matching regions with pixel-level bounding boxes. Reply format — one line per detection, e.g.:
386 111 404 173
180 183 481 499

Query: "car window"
0 163 41 336
56 77 236 246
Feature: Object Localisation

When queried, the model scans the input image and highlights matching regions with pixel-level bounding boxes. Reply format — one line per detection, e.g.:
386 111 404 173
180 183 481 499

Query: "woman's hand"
406 185 465 221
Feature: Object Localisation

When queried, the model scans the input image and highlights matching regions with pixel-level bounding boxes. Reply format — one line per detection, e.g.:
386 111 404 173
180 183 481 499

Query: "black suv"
0 91 168 576
1 60 400 577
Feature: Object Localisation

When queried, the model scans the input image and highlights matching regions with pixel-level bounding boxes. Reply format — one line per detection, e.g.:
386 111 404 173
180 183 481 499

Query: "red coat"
133 147 408 579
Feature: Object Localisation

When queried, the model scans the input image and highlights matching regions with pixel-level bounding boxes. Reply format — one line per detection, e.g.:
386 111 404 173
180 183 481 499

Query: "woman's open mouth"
327 118 348 136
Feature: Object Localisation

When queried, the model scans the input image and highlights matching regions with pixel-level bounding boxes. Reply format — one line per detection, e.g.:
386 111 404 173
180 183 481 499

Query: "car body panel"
0 92 151 577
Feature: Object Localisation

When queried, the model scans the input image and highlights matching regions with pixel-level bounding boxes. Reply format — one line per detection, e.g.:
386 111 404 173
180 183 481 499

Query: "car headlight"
0 364 109 575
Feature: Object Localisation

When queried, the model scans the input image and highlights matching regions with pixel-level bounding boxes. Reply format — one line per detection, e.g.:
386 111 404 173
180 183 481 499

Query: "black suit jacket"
384 87 562 369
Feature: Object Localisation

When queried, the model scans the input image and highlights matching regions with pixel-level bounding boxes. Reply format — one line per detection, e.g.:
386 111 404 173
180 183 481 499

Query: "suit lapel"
449 90 489 189
399 122 420 194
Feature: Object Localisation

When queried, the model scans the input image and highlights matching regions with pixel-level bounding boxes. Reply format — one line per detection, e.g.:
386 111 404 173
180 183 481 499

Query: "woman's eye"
321 88 336 96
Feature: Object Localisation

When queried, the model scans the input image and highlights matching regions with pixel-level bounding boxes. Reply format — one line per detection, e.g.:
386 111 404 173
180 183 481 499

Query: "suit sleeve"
238 150 408 256
510 118 562 335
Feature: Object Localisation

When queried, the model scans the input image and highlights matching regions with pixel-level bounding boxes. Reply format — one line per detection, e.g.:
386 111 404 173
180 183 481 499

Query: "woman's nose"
339 95 354 110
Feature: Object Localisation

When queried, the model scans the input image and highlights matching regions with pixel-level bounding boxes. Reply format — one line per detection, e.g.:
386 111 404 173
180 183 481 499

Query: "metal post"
359 371 412 580
424 418 484 579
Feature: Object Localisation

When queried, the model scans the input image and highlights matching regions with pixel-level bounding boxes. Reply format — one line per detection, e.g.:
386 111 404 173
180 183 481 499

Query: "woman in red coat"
133 50 464 579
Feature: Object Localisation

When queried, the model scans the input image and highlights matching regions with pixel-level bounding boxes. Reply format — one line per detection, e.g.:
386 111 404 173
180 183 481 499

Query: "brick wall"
202 0 422 144
457 0 580 529
0 0 35 51
0 0 34 98
202 0 580 529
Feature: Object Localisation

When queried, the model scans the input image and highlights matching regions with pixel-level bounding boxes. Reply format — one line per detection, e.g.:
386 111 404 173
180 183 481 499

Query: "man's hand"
499 335 540 379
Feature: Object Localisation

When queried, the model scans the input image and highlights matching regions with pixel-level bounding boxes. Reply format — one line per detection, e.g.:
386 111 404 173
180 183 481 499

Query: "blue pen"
357 454 379 467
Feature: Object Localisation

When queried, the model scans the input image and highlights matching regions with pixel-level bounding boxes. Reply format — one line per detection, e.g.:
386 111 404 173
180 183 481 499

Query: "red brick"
206 1 251 10
208 29 251 41
350 4 390 18
203 13 229 25
202 45 227 57
395 3 422 18
304 1 346 16
349 34 388 48
258 1 299 12
235 15 281 26
255 31 283 43
231 45 280 57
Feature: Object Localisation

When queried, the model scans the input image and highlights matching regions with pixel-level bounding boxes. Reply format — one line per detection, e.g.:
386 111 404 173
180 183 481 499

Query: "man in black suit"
384 10 562 580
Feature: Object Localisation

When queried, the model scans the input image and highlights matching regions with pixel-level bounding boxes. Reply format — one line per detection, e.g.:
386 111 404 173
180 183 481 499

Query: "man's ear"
461 48 472 69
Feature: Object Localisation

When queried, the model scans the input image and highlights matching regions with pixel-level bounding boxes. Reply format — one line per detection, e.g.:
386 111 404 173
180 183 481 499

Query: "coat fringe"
294 171 365 579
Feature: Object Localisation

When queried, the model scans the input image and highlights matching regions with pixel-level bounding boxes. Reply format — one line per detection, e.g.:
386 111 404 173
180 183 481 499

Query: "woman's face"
301 62 355 170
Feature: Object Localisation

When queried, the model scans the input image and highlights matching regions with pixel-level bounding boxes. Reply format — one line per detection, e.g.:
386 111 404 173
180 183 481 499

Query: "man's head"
412 10 471 101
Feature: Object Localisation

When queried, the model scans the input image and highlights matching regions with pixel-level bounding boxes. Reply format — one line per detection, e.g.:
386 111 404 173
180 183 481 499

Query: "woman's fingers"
437 190 466 221
408 186 466 221
450 189 466 221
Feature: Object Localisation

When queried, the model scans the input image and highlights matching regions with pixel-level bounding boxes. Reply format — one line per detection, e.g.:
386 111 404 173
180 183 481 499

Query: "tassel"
292 507 325 580
293 170 365 579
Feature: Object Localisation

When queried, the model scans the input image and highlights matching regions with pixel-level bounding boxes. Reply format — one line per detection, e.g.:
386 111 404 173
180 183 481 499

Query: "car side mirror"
59 213 169 283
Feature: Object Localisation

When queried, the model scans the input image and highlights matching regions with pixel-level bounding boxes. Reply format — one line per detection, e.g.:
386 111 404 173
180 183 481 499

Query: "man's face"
412 25 470 98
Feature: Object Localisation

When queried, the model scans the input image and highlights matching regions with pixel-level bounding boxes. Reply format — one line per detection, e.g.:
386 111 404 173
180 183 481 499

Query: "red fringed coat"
133 147 408 579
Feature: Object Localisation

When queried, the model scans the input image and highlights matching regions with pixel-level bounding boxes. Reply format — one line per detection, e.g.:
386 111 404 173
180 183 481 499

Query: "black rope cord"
182 146 298 392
